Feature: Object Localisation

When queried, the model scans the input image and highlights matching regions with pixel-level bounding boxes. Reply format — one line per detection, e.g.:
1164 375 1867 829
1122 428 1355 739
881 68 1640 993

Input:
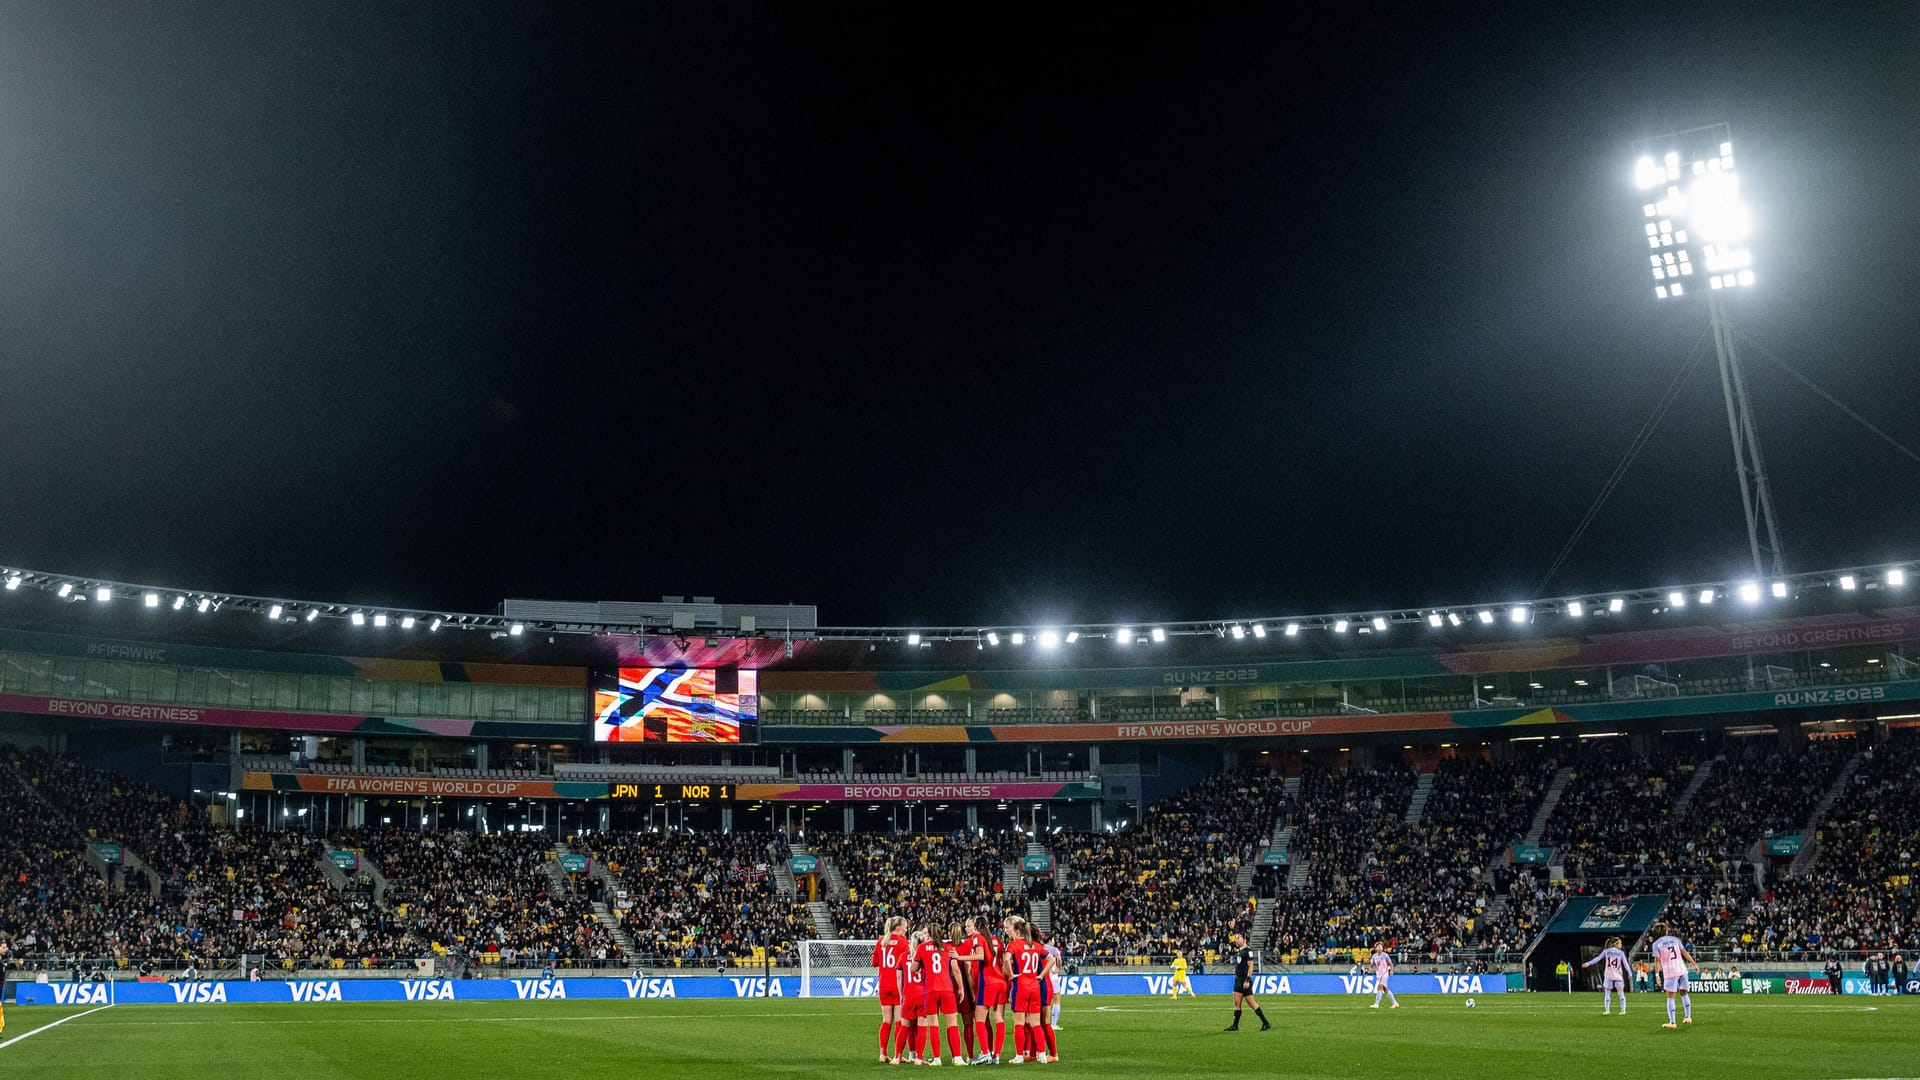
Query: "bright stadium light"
1609 597 1625 613
1888 568 1907 587
1282 622 1299 637
429 617 442 631
143 591 159 607
1632 124 1782 579
1333 619 1349 633
95 586 112 603
1839 574 1857 591
1509 605 1528 624
986 631 1000 646
351 611 366 626
1229 624 1245 639
1477 610 1494 625
1251 623 1266 638
509 622 525 636
268 604 283 620
1738 582 1761 603
306 608 321 622
373 614 389 627
1771 581 1789 599
1010 631 1026 645
400 616 415 629
3 574 19 590
1427 612 1444 628
1037 629 1060 649
1116 627 1133 644
1566 600 1584 618
57 582 72 598
1150 627 1166 643
906 633 921 646
1447 612 1463 627
1667 590 1687 608
1698 588 1716 605
1065 630 1079 644
197 597 212 613
1371 616 1387 632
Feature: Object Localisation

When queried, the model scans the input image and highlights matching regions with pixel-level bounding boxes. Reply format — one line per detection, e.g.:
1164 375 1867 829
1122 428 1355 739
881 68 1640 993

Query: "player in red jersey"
957 915 1009 1064
872 916 911 1064
901 928 931 1063
946 921 977 1062
1002 916 1056 1064
911 925 967 1065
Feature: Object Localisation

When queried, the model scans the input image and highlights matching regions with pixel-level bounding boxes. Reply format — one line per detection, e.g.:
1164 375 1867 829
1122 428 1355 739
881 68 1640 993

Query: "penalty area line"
0 1004 116 1050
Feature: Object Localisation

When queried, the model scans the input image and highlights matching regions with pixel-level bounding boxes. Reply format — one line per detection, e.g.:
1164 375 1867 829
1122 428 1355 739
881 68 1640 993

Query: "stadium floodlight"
1698 588 1716 605
1770 581 1789 598
1229 624 1245 639
1371 616 1387 631
1737 582 1761 603
400 616 415 629
350 611 366 626
1150 627 1166 643
1633 123 1782 579
268 604 283 620
1889 568 1908 587
1010 631 1026 645
1251 623 1266 638
1037 629 1060 649
1609 597 1625 613
1667 590 1687 608
306 608 321 622
987 631 1000 646
509 622 525 636
906 633 921 646
95 586 112 603
373 614 389 627
429 617 442 631
1116 627 1133 644
3 574 19 590
1427 612 1444 627
172 595 186 610
1283 622 1299 637
1065 630 1079 644
198 596 212 613
1446 612 1462 627
1509 605 1528 624
1333 619 1349 633
1476 610 1494 625
1839 574 1857 591
57 582 72 597
143 591 159 607
1566 600 1585 618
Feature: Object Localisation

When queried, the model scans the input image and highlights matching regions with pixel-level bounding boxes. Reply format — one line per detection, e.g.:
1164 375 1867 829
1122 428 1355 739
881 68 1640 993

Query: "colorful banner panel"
242 772 719 802
732 781 1101 802
592 665 758 744
16 971 1519 1007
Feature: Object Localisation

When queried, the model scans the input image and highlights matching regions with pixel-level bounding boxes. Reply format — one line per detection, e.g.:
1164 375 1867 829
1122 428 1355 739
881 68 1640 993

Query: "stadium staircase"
1029 899 1052 937
819 852 850 901
808 901 838 939
315 842 353 892
772 852 799 898
1673 758 1715 814
1787 749 1865 877
1404 772 1435 826
1521 765 1575 845
1002 858 1025 899
1284 855 1312 892
115 847 162 898
569 845 640 955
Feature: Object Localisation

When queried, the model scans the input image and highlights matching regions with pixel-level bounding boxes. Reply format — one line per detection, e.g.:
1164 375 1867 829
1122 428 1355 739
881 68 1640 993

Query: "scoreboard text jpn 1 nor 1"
610 782 737 801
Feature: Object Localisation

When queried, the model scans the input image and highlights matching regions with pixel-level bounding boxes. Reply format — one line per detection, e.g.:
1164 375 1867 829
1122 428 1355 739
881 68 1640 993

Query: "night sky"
1 5 1915 628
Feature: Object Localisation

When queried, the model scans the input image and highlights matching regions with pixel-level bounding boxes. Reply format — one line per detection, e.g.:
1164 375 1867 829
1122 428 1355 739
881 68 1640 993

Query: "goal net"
800 938 880 999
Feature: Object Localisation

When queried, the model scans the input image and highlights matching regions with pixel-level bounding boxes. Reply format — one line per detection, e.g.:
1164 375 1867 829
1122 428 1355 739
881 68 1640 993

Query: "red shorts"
924 989 958 1015
1012 978 1044 1014
978 979 1010 1008
878 975 902 1006
902 988 925 1020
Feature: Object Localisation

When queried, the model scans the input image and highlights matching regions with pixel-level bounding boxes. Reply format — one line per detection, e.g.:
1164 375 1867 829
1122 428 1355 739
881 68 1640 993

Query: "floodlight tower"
1631 123 1785 578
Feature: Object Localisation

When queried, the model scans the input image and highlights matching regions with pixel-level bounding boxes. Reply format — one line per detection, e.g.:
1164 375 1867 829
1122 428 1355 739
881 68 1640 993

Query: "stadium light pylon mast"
1633 122 1785 579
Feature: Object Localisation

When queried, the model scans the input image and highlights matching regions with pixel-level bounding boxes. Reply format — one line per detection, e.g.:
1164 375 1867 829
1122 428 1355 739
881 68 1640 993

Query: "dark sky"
1 4 1916 628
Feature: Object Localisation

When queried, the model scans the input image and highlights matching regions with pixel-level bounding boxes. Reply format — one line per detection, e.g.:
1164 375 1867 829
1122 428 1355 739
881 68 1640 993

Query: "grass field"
4 994 1917 1079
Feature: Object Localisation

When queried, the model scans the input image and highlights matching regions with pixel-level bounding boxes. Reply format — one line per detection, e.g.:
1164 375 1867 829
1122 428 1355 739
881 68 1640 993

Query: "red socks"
947 1025 964 1060
879 1022 891 1055
1041 1023 1057 1057
1013 1024 1028 1057
975 1020 990 1055
894 1022 911 1058
995 1020 1008 1058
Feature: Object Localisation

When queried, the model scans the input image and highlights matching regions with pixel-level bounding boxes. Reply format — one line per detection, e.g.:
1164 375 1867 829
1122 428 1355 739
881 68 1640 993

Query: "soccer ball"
1464 998 1476 1009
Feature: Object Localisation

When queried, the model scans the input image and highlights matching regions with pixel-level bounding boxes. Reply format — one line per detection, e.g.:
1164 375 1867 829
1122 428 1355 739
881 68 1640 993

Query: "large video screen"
591 665 758 744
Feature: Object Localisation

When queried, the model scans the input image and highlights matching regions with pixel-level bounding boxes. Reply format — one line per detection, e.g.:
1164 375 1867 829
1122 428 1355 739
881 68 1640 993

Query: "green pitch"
4 994 1917 1078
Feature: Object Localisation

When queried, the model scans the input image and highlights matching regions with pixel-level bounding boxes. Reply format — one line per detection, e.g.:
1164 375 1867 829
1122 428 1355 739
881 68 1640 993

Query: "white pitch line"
58 1009 860 1028
0 1004 115 1050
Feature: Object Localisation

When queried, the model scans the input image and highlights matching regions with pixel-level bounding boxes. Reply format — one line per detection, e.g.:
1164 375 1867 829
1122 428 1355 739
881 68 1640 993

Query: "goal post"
799 938 880 998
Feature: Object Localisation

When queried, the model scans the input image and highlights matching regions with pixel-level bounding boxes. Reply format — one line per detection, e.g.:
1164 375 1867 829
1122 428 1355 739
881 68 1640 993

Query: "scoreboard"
609 782 736 802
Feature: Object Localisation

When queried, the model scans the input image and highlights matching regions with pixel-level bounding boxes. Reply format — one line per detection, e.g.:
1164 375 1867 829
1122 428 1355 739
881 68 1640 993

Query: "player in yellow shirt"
1168 950 1195 1000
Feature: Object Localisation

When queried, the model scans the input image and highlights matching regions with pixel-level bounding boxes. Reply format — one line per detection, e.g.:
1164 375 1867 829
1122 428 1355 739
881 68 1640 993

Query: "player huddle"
871 914 1061 1065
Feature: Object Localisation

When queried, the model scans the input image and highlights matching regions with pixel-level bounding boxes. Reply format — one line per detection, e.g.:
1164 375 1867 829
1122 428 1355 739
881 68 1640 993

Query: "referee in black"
1224 931 1272 1031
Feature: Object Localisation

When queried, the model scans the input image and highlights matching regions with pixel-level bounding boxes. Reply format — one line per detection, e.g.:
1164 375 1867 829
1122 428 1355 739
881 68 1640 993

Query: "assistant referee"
1223 932 1271 1031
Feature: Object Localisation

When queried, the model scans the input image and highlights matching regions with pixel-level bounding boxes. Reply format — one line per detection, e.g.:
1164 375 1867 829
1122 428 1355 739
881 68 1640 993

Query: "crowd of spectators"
578 830 807 967
811 831 1021 943
1544 742 1703 888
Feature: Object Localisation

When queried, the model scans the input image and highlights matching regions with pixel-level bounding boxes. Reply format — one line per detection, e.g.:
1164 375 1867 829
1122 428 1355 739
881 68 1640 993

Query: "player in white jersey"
1646 922 1698 1029
1581 936 1631 1015
1367 946 1399 1009
1045 941 1064 1029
